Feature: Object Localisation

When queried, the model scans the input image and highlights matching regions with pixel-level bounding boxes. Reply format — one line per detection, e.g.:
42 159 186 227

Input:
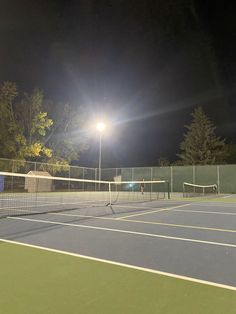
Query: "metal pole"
217 165 220 194
150 167 153 195
68 166 71 192
82 167 85 191
170 166 173 193
95 168 97 191
115 168 118 191
167 181 170 199
131 168 134 192
98 133 102 189
193 165 195 184
109 182 112 206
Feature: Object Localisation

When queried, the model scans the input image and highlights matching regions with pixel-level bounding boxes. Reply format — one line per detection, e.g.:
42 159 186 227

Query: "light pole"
96 122 106 187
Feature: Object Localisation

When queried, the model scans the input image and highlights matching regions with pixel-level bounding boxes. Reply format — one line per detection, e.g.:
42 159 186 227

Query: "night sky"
0 1 235 167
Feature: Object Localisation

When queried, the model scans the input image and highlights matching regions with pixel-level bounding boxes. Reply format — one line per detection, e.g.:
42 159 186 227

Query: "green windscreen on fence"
121 168 133 181
219 165 236 194
120 165 236 193
172 166 193 192
101 168 119 181
152 167 171 181
133 168 152 181
195 166 218 186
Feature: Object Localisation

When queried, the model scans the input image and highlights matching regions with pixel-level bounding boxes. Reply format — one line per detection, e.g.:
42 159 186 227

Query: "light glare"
96 122 106 132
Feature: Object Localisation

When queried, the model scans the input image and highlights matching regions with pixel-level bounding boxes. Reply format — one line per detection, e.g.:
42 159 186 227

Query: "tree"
0 81 89 166
158 157 170 167
0 81 18 158
0 81 53 160
177 106 226 165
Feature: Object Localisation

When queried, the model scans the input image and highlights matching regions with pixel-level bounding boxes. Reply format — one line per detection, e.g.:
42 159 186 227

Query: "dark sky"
0 0 235 167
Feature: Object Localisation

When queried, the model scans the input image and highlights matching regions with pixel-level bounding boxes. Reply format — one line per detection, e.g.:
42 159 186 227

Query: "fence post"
150 167 153 194
95 168 98 191
82 167 85 191
217 165 220 194
193 165 195 184
170 166 173 193
115 168 118 191
131 168 134 191
68 165 71 192
12 160 15 173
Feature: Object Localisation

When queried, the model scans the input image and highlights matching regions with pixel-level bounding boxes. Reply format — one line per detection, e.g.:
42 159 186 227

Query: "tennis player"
140 179 145 194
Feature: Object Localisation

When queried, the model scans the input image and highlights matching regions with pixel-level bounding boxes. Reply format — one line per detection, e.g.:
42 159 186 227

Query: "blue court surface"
0 198 236 313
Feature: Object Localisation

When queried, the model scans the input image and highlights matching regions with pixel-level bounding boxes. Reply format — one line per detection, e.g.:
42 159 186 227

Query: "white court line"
189 203 236 208
8 216 236 248
222 195 235 199
121 218 236 233
46 212 236 233
116 203 191 219
172 209 236 216
52 212 116 221
1 238 235 291
49 211 236 233
115 202 236 209
155 199 236 206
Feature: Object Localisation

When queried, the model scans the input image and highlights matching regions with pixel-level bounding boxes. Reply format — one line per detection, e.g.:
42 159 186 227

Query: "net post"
167 181 170 199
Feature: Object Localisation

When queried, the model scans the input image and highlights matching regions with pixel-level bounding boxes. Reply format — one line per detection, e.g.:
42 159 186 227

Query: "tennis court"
0 173 236 313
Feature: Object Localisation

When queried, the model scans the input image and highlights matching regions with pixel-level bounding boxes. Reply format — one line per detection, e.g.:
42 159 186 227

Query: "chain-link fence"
0 158 96 181
101 165 236 194
1 157 236 193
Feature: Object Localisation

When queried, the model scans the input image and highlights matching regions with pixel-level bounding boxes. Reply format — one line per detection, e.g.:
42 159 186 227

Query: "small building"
25 171 52 193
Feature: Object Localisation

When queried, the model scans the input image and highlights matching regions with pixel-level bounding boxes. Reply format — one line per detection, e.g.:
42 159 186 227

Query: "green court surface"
0 242 235 314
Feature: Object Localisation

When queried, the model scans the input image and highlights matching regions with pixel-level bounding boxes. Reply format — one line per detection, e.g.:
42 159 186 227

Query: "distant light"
129 183 133 188
96 122 106 132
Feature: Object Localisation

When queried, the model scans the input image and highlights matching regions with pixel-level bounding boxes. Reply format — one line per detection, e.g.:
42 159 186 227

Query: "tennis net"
0 171 170 218
183 182 217 198
110 180 170 204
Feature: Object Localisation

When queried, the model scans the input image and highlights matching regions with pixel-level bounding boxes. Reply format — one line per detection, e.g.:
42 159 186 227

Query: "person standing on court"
140 179 145 194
